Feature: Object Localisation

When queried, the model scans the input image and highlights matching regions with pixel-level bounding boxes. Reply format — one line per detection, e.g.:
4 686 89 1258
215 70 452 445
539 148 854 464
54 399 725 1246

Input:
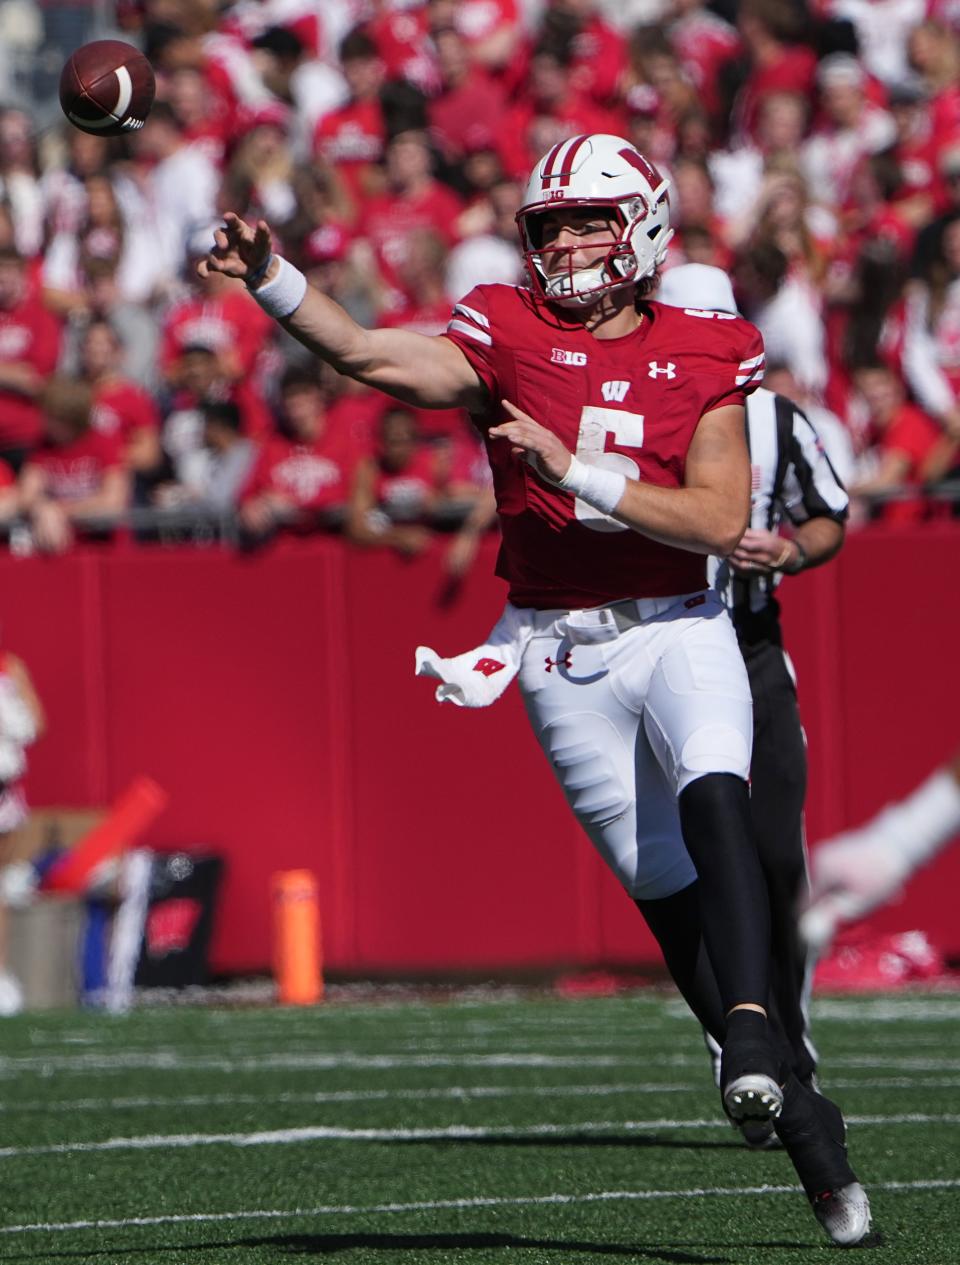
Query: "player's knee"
676 724 751 794
544 718 632 828
627 850 698 901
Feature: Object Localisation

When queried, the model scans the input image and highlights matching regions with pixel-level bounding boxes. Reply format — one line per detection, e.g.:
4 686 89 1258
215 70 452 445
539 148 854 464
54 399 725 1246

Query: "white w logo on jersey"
648 361 677 379
601 379 630 402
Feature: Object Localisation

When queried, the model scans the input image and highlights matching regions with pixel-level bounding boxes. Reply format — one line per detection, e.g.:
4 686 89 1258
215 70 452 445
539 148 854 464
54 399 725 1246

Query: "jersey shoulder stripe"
448 302 492 346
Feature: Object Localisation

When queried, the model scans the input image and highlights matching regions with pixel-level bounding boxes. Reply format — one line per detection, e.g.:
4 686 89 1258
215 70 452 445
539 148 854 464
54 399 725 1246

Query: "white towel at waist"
414 602 535 707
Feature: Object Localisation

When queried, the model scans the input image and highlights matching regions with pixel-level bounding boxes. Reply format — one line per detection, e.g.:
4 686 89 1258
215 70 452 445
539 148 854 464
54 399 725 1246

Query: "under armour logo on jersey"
551 348 588 366
648 361 677 379
472 658 506 677
601 379 630 402
545 651 573 673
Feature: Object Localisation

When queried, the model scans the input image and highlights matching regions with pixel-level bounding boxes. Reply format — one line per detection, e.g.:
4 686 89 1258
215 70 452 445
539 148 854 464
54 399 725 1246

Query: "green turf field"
0 989 957 1263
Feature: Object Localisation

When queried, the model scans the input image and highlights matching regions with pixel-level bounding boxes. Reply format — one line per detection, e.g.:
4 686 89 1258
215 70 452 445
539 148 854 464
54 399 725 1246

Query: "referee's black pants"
740 634 817 1086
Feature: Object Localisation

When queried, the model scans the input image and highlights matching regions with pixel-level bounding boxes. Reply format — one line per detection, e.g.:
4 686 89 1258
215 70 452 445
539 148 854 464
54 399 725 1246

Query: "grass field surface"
1 989 958 1263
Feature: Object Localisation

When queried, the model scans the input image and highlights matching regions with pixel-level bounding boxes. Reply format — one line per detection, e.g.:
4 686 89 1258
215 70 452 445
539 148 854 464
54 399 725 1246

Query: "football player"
202 133 870 1245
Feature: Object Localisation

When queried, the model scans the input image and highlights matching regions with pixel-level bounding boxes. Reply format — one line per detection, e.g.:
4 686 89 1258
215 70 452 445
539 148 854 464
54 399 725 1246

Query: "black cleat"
720 1011 784 1125
774 1077 872 1246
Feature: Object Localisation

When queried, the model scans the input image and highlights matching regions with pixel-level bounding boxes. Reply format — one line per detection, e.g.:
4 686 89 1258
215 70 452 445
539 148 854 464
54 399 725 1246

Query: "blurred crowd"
1 0 960 565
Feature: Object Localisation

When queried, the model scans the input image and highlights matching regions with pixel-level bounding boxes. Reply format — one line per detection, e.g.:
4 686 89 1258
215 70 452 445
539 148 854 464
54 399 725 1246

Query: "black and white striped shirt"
712 387 849 632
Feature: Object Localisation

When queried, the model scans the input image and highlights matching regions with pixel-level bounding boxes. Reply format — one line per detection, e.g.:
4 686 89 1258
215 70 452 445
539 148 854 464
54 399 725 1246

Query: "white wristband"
247 255 307 319
558 455 627 517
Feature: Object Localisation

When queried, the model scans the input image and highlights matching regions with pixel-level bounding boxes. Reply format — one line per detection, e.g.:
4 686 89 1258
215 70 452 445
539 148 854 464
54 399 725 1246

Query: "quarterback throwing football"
202 133 870 1245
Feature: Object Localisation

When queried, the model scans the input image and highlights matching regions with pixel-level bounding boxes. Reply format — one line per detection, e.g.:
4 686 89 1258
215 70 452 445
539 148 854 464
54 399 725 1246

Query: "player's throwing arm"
199 213 484 411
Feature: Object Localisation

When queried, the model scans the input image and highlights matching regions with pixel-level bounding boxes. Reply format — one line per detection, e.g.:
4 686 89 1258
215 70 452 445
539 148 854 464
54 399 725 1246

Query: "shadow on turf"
1 1231 747 1262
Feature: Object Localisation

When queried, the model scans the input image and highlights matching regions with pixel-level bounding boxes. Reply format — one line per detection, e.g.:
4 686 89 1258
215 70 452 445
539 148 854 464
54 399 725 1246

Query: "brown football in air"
59 40 155 137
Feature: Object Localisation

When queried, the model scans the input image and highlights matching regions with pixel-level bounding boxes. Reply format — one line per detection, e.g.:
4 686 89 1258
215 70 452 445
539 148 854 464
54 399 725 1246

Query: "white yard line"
0 1112 956 1160
1 1177 958 1237
0 1083 699 1112
3 1075 960 1115
5 1049 960 1077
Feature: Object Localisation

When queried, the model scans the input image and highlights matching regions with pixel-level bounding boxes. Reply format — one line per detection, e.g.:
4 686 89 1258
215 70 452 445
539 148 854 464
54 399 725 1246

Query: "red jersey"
444 285 764 609
0 458 14 490
30 430 123 501
313 98 386 201
880 403 942 523
669 10 741 119
91 379 160 442
570 18 629 107
497 98 622 183
242 431 357 511
428 71 507 162
0 296 62 449
160 291 273 377
368 9 439 96
733 46 819 144
373 446 445 521
359 182 464 301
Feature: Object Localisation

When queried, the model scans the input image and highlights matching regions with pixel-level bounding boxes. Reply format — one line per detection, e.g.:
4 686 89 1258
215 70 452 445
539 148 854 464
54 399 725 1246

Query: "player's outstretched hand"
799 817 911 950
489 400 572 484
197 213 272 283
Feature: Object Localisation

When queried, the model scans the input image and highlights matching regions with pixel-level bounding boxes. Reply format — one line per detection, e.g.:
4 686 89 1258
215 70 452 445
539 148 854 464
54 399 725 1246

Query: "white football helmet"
516 133 673 307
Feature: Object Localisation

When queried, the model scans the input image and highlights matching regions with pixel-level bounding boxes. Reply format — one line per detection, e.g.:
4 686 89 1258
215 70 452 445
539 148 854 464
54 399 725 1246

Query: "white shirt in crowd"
751 277 828 398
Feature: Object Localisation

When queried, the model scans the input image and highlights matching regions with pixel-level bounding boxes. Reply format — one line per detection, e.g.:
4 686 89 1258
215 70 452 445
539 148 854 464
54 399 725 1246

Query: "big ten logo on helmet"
551 348 588 366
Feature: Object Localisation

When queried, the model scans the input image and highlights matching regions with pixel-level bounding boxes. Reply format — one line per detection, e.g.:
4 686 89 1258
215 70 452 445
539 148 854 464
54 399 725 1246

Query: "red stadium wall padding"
1 524 958 975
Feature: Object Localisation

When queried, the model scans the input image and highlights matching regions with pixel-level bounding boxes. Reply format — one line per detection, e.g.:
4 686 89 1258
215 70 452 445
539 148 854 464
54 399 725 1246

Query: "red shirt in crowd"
28 429 124 501
359 182 465 303
91 379 161 443
733 45 819 143
325 389 390 452
372 444 447 521
569 17 629 108
669 9 741 119
242 429 360 514
428 70 507 162
0 295 62 450
160 291 273 379
497 97 619 182
368 8 439 95
879 403 943 522
313 98 387 201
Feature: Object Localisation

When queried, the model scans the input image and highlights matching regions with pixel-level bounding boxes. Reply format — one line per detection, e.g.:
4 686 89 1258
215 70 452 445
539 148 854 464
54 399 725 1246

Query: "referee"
659 264 849 1141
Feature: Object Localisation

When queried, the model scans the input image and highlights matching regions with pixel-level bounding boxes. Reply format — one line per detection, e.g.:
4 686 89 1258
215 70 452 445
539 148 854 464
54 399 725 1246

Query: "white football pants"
517 590 753 900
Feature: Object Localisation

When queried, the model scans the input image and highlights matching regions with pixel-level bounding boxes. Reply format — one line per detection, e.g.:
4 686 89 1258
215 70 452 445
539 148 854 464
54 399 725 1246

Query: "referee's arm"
778 406 849 575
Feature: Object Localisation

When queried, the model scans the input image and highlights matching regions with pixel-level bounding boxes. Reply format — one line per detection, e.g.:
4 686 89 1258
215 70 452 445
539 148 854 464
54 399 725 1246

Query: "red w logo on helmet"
618 147 662 190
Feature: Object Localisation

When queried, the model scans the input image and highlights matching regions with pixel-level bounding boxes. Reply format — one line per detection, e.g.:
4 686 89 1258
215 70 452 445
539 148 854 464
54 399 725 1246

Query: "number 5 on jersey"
574 405 644 533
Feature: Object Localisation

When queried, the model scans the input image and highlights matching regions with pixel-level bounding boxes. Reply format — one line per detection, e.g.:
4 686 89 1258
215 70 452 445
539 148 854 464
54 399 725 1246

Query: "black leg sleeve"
635 880 726 1043
744 640 817 1083
678 772 771 1012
